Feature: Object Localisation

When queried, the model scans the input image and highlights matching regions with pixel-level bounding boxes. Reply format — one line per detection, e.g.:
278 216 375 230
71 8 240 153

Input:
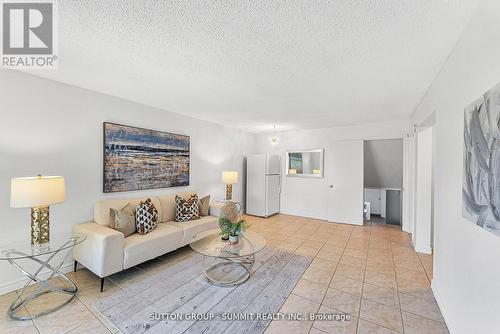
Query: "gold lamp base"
31 206 50 245
225 184 233 200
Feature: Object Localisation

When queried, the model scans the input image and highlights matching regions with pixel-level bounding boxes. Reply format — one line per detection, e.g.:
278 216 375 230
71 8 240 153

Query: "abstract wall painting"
463 83 500 237
103 122 190 193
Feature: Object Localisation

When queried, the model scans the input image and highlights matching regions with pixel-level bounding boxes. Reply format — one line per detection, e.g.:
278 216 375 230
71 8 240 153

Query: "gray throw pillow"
198 195 210 216
109 207 136 237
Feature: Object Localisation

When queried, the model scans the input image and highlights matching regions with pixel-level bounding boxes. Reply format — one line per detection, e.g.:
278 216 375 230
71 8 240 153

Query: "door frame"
412 125 434 254
362 134 410 230
402 133 417 233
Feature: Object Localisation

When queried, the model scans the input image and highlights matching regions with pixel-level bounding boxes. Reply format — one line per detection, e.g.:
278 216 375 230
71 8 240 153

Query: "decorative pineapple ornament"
221 201 240 223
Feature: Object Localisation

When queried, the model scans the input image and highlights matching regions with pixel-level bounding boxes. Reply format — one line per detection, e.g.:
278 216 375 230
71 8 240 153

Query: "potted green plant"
219 217 249 244
219 217 231 241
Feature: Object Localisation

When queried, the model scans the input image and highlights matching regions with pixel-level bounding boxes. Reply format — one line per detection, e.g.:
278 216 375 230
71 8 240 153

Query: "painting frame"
103 122 190 193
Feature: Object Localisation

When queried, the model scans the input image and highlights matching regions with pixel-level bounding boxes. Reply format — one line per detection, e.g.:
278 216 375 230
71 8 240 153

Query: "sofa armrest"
73 222 124 278
208 201 225 217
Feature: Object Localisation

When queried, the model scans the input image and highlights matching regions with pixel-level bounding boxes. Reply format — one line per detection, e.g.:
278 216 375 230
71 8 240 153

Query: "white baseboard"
279 210 327 221
414 244 432 254
431 279 454 334
0 261 74 295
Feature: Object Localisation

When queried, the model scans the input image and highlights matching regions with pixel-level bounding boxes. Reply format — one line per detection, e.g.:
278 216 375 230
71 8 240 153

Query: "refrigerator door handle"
278 175 282 195
278 175 282 212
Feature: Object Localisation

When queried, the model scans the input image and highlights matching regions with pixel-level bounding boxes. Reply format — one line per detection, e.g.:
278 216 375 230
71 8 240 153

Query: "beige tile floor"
0 214 446 334
247 214 446 334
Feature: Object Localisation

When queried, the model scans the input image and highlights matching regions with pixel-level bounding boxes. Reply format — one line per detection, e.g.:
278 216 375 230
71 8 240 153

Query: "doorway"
363 139 404 226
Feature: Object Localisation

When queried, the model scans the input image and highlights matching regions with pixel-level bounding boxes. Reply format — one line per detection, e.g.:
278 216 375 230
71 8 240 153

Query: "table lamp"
10 175 66 245
222 171 238 200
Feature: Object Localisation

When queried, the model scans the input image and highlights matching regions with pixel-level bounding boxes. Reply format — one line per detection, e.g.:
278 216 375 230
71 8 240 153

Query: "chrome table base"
202 254 255 286
6 240 78 320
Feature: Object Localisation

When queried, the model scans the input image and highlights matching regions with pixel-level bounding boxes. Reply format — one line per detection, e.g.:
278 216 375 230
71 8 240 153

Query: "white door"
266 175 281 216
327 140 364 225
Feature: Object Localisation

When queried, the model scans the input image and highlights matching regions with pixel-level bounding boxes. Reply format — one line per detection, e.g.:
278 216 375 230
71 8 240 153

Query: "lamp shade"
222 171 238 184
10 175 66 208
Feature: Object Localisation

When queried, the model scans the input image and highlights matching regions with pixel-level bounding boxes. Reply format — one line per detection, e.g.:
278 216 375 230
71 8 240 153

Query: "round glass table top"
0 234 86 260
190 229 266 258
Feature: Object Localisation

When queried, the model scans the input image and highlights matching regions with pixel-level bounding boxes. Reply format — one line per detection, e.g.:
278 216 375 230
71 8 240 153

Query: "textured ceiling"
29 0 478 132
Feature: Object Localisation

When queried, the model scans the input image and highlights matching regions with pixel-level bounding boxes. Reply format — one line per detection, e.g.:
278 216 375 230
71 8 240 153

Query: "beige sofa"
73 192 221 291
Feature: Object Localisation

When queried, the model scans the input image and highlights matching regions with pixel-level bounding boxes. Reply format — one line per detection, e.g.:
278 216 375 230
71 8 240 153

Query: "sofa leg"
74 260 78 272
100 277 105 292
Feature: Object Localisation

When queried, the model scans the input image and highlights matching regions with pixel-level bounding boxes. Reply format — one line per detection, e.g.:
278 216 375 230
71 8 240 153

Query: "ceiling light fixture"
270 124 278 144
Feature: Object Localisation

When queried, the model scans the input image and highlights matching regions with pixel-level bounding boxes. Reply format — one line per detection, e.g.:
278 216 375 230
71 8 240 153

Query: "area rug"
92 247 310 334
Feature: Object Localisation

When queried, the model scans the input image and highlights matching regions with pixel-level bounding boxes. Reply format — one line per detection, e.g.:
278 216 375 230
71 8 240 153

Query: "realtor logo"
1 1 58 68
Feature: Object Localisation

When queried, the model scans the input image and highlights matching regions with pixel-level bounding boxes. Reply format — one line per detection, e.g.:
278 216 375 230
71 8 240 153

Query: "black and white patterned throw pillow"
135 198 159 235
175 194 200 222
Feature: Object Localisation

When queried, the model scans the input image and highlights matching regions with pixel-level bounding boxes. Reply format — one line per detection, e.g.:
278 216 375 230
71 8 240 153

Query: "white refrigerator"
246 154 281 217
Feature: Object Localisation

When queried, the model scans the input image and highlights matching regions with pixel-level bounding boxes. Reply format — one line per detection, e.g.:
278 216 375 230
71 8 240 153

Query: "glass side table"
0 234 86 320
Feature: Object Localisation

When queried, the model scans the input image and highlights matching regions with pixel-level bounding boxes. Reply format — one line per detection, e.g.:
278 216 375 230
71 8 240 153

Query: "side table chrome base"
202 254 255 286
6 242 78 320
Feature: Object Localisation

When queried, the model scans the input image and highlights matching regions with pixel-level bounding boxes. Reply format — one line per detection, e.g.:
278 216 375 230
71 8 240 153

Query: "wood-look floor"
96 246 310 334
0 214 445 334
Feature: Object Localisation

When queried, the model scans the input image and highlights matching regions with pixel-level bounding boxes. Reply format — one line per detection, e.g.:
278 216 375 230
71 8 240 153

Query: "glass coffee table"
190 229 266 286
0 234 86 320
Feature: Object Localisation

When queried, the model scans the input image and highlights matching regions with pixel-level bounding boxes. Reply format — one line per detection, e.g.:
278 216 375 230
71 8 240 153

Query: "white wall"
255 121 410 220
411 0 500 332
364 139 403 189
0 71 256 293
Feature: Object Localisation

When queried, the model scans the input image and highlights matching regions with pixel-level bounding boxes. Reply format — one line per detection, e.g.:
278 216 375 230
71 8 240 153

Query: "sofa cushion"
123 223 183 269
167 215 219 244
94 196 161 227
158 192 196 222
